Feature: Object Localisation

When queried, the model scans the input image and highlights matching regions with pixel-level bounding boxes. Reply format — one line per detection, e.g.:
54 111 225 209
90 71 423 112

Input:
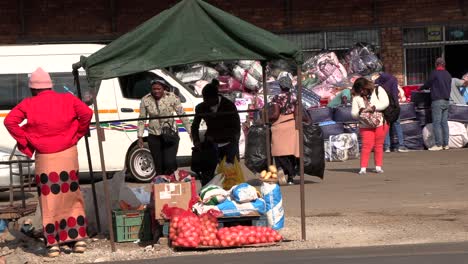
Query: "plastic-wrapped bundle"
303 52 347 86
345 43 382 76
233 65 261 91
324 133 360 162
237 60 263 81
265 81 320 108
423 121 468 149
218 75 242 93
175 64 219 83
268 59 296 78
311 83 335 98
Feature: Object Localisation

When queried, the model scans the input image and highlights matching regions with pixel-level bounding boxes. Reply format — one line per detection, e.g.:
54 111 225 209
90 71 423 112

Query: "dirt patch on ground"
2 204 468 263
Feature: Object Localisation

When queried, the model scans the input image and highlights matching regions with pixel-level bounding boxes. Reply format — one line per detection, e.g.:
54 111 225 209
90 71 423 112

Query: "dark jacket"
420 69 452 101
191 96 241 144
375 72 399 105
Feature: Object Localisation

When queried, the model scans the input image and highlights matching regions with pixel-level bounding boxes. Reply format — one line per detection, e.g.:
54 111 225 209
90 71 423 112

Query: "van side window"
0 74 29 110
119 72 186 102
49 73 93 105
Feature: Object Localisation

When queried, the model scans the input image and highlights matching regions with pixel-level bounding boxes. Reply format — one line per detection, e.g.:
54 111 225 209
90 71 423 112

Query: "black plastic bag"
303 123 325 178
245 125 269 173
191 142 218 186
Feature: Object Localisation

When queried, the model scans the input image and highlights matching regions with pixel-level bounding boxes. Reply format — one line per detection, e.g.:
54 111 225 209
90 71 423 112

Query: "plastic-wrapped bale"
268 60 296 78
333 106 356 123
399 102 417 121
344 43 382 76
311 83 335 99
237 60 263 80
303 52 347 86
324 133 360 162
266 81 321 108
343 123 362 148
175 64 219 83
245 125 269 173
216 197 266 217
261 182 284 230
233 65 261 91
423 121 468 149
307 107 333 124
401 120 425 150
448 104 468 123
302 123 325 178
218 75 243 93
415 108 432 126
319 122 345 140
411 91 432 109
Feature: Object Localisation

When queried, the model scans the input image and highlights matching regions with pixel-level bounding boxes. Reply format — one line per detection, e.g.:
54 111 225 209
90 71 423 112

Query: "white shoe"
428 146 442 151
374 169 384 173
443 146 449 150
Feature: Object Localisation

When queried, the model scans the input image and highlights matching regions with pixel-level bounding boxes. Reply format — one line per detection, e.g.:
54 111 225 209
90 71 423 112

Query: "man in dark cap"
191 79 241 185
420 57 452 151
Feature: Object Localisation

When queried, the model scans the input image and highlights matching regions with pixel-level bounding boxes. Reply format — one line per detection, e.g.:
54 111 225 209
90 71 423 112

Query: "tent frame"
72 0 308 252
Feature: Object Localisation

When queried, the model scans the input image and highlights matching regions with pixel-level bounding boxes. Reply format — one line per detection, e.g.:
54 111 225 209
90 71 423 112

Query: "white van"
0 44 203 182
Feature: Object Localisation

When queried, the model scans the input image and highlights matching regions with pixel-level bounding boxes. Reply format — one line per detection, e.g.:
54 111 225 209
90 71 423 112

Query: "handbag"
358 98 382 128
156 100 180 146
160 121 180 146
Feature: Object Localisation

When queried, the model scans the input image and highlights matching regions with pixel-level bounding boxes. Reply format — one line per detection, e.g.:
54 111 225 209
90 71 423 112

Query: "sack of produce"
230 183 259 203
200 185 229 205
216 197 266 217
169 210 201 248
261 182 284 230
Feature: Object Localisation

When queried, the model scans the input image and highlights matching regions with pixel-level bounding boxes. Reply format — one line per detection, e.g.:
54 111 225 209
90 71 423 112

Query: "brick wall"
0 0 467 81
380 27 404 83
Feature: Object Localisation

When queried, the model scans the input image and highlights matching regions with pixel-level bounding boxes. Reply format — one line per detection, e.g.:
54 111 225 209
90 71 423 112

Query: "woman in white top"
351 78 390 174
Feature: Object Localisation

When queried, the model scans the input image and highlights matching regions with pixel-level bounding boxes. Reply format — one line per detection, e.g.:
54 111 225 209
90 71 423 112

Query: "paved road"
104 242 468 264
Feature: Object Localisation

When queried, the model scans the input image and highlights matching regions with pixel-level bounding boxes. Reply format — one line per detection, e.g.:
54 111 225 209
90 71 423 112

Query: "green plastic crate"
112 209 153 242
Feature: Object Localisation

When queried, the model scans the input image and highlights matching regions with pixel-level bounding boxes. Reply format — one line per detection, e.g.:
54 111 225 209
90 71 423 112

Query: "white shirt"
351 86 389 128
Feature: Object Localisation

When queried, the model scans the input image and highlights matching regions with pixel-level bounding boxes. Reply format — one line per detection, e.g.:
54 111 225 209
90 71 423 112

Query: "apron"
271 113 300 157
35 145 88 246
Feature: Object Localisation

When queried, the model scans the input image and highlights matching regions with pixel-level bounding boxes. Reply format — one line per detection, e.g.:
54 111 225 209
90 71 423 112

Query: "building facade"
1 0 467 84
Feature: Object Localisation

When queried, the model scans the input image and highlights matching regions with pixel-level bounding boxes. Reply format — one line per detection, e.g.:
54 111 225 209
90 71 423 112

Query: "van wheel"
127 143 155 182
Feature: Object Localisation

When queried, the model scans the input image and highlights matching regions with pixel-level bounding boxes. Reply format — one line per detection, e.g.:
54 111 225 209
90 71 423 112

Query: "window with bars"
405 47 442 85
446 24 468 41
279 29 380 61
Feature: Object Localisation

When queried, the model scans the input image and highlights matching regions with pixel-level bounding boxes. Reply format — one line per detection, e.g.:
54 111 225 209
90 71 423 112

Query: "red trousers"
359 124 389 168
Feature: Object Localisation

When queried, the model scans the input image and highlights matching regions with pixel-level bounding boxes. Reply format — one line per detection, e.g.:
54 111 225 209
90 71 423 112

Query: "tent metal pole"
261 61 271 166
296 66 306 241
73 72 101 233
91 93 116 252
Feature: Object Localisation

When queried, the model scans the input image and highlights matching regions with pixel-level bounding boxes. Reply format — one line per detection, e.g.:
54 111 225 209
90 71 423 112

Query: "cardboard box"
153 182 191 220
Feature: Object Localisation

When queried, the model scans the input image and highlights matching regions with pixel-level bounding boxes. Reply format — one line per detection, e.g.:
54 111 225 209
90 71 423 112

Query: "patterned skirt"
35 145 88 246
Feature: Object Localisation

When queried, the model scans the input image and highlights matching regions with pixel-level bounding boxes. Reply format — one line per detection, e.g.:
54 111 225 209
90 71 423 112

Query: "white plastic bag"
230 183 258 203
423 121 468 149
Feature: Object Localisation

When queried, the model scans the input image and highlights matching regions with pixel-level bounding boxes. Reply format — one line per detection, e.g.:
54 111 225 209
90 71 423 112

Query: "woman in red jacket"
4 68 93 257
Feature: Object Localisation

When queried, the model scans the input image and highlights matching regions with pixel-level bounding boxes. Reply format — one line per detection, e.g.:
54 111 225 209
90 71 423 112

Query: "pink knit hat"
29 67 53 89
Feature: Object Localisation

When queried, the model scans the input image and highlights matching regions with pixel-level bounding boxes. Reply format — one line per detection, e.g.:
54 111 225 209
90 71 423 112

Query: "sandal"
47 246 60 257
60 244 72 254
73 241 87 253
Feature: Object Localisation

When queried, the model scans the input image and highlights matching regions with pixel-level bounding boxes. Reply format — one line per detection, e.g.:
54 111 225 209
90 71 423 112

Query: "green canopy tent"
73 0 306 251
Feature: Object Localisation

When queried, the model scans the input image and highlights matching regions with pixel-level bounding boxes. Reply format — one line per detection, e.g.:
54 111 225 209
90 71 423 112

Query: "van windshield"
0 72 92 110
